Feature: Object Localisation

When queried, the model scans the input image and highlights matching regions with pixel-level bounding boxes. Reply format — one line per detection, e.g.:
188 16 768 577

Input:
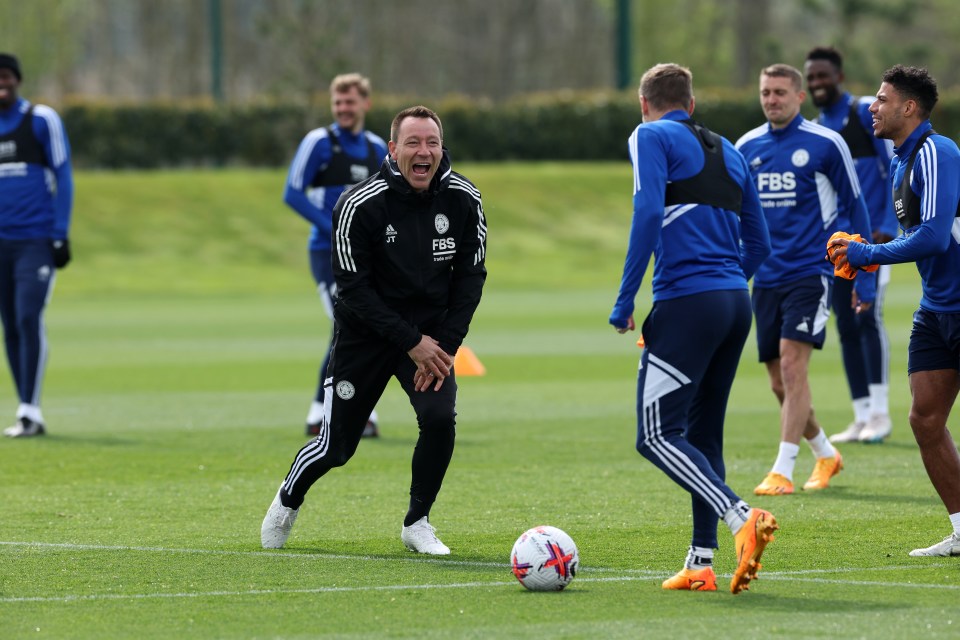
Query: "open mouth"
412 162 431 176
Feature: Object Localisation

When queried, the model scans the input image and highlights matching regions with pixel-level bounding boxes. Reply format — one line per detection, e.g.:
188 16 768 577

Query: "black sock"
403 497 431 527
279 486 303 510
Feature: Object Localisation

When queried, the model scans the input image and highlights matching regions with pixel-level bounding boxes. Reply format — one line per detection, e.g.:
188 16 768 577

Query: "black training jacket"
331 149 487 355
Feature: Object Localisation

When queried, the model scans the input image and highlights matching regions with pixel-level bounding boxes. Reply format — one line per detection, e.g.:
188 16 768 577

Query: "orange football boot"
803 450 843 490
731 508 779 594
754 472 794 496
661 566 717 591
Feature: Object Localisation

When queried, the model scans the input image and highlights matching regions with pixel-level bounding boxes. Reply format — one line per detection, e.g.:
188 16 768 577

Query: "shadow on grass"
709 591 905 612
804 486 930 505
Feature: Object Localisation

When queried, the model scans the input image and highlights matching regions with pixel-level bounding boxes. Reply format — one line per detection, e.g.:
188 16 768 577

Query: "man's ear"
902 98 920 119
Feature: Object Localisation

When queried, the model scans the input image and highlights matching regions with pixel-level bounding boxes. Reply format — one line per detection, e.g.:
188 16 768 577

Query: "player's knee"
15 314 40 334
325 448 352 468
322 433 360 468
635 433 659 457
908 409 948 447
778 360 808 391
768 379 785 400
417 405 456 433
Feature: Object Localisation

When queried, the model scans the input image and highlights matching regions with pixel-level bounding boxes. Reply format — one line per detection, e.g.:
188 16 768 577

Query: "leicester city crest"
434 213 450 234
791 149 810 168
335 380 356 400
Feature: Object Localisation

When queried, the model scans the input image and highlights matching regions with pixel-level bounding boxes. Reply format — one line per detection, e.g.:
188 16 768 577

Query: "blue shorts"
908 307 960 373
752 274 832 362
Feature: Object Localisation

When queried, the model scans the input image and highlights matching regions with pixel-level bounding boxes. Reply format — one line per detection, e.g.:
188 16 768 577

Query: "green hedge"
61 90 960 169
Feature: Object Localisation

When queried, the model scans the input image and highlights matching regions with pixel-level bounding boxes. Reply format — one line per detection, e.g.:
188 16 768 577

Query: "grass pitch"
2 166 959 638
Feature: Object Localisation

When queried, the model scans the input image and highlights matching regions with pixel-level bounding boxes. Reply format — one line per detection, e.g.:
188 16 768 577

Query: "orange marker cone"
454 346 486 376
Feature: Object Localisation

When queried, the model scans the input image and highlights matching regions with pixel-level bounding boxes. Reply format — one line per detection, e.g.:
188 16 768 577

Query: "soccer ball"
510 525 579 591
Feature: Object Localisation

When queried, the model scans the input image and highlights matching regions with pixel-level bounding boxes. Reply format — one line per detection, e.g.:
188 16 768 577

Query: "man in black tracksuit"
262 105 487 555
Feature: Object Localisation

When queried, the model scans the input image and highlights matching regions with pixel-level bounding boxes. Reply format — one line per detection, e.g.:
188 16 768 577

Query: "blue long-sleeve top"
609 110 771 328
736 113 875 302
283 123 387 251
0 97 73 240
846 121 960 313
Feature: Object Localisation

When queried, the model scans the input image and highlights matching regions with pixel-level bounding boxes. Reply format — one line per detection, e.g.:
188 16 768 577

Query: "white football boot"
3 417 46 438
401 517 450 555
859 414 892 443
909 532 960 557
261 487 299 549
829 421 865 444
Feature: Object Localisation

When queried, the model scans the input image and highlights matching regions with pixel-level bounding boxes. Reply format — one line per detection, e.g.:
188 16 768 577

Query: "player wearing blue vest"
609 64 777 594
284 73 387 438
805 46 897 444
736 64 874 497
830 65 960 557
0 53 73 438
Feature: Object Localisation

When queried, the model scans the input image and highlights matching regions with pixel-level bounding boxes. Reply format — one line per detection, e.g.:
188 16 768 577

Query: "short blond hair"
760 64 802 91
330 73 371 98
639 63 693 111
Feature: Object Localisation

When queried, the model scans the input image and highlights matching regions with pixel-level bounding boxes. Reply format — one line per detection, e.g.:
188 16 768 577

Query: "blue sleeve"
609 126 665 328
34 108 72 239
848 219 949 267
51 161 73 239
833 145 872 240
853 259 876 302
850 190 876 303
849 145 960 268
283 132 331 232
849 196 958 268
828 142 875 301
733 153 771 280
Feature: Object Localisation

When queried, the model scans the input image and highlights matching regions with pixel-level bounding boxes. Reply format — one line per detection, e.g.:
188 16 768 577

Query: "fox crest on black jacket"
331 148 487 356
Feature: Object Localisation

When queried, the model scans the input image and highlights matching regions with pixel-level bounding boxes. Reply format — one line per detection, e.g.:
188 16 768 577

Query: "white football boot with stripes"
401 517 450 555
261 487 299 549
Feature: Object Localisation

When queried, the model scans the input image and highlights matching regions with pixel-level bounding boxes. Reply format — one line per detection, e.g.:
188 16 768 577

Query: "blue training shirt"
283 123 387 251
736 113 874 300
846 121 960 313
0 97 73 240
817 92 899 239
609 110 771 328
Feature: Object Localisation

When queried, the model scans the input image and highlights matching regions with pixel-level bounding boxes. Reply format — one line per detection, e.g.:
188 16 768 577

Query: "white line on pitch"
0 540 639 573
2 540 956 583
0 577 633 604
